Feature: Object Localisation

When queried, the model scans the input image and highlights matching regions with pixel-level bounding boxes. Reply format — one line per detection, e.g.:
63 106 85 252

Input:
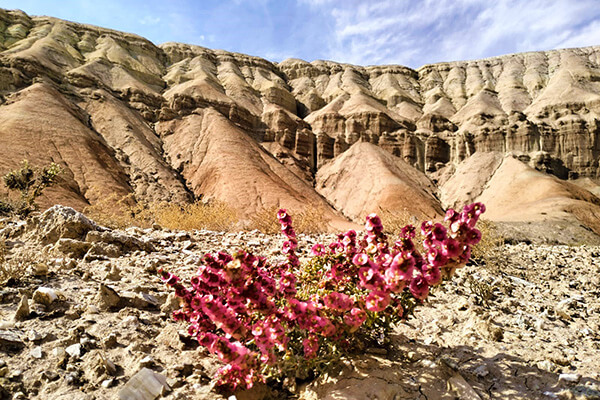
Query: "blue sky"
2 0 600 68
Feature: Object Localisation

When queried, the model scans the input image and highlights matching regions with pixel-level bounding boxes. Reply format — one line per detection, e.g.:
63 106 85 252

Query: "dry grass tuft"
84 193 151 229
378 208 418 239
470 219 506 271
247 204 331 234
84 192 238 232
153 201 238 232
0 239 21 283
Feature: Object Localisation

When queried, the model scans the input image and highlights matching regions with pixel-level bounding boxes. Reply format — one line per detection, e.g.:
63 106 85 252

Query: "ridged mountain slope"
1 8 600 238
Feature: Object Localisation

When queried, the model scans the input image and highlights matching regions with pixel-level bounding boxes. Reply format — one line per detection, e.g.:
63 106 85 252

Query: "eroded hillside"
1 8 600 236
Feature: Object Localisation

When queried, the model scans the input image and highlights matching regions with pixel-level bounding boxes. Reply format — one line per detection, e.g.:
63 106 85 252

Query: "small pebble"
66 343 82 359
33 263 49 276
30 346 43 359
41 370 59 381
558 373 581 383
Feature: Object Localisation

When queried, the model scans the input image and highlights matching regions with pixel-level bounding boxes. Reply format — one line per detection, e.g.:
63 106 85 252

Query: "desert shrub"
247 204 331 234
246 205 281 234
84 192 238 231
0 238 7 278
84 192 154 229
378 208 417 237
153 201 238 231
0 240 29 284
0 160 62 216
469 219 505 270
161 203 486 393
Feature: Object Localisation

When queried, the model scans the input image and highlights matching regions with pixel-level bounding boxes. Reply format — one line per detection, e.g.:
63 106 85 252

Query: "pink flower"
384 267 408 293
365 213 383 232
277 209 291 224
311 243 326 256
444 209 458 223
303 335 319 359
324 292 354 311
401 224 416 239
282 240 297 254
365 291 391 312
343 308 367 332
409 273 429 300
473 202 486 215
441 238 460 258
421 220 434 236
432 223 447 241
353 253 369 266
390 253 415 276
427 247 448 267
422 265 442 286
358 266 385 291
376 253 393 268
465 228 482 245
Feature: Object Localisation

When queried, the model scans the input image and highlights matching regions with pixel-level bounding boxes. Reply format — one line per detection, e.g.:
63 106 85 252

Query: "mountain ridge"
1 8 600 240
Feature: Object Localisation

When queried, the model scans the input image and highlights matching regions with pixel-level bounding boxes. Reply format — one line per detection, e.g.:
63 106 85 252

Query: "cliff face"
1 8 600 232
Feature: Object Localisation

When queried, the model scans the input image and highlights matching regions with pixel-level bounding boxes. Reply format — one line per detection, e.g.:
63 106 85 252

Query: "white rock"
0 321 15 329
558 373 581 383
118 368 170 400
32 287 58 307
65 343 82 359
102 378 115 388
30 346 43 359
52 347 65 358
27 330 44 342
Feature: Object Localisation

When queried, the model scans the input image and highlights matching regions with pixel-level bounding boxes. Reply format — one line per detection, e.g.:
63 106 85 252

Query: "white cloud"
299 0 600 67
138 15 161 25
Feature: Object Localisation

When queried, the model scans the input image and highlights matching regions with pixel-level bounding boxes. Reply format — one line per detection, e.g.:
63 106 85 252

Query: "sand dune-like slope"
316 142 443 221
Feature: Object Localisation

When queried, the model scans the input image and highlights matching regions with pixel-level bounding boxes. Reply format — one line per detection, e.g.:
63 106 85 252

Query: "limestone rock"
32 287 58 307
94 284 122 310
13 296 29 322
29 206 99 245
118 368 170 400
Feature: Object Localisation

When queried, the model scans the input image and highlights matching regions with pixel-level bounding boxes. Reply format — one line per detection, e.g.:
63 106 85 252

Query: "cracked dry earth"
0 206 599 400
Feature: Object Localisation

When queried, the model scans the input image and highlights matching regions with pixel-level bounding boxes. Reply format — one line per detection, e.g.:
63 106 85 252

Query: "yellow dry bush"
0 241 41 284
247 204 331 234
84 190 238 232
153 201 238 232
377 208 418 238
470 219 505 270
247 205 281 234
84 193 152 229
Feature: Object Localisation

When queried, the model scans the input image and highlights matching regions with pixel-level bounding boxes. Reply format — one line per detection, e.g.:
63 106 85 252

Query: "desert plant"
83 192 153 229
84 191 238 231
469 219 505 271
247 204 331 234
378 208 418 237
153 200 238 231
161 202 486 393
1 160 62 216
0 239 19 284
0 246 52 284
0 238 9 283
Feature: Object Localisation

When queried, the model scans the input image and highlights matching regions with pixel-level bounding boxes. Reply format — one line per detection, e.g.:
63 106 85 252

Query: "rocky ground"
0 206 599 400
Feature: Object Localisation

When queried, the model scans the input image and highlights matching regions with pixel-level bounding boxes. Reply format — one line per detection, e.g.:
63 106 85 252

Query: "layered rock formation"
0 8 600 234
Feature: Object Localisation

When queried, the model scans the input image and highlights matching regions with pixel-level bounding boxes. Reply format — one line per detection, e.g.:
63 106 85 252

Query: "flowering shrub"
160 203 486 392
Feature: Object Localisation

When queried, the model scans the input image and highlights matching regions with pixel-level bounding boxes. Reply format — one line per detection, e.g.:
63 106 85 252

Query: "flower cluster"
161 203 485 392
